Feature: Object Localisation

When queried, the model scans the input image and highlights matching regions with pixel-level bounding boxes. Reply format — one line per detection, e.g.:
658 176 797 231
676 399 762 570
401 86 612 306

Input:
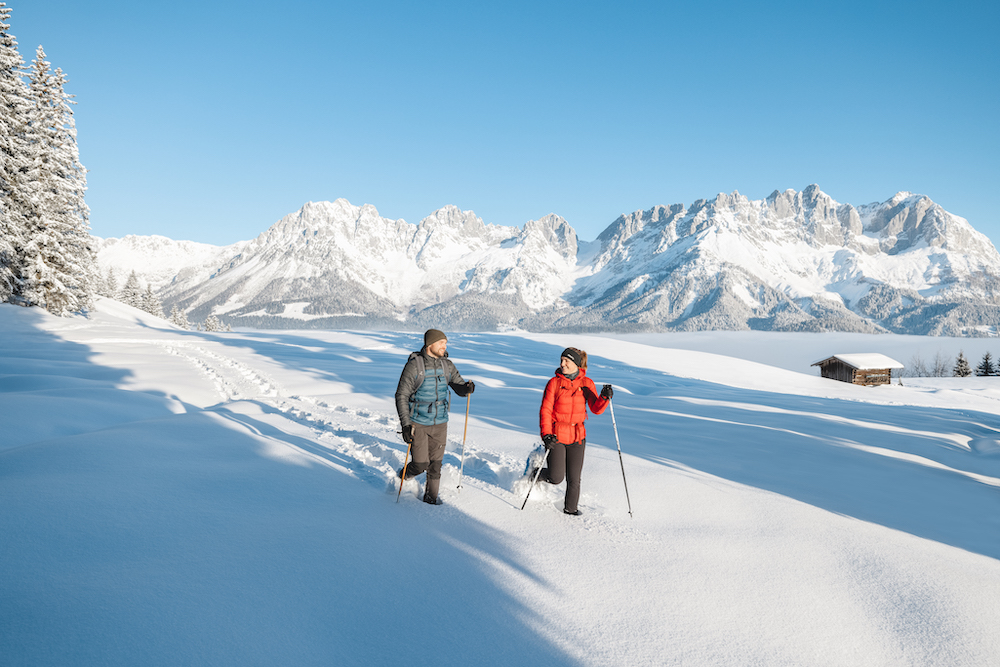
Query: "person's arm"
395 358 418 427
447 361 474 396
539 378 557 438
583 378 610 415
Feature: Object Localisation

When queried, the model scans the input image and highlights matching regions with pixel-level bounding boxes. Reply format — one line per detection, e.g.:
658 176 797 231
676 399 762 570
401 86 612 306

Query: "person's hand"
542 434 558 449
401 425 414 444
465 380 475 395
600 384 614 400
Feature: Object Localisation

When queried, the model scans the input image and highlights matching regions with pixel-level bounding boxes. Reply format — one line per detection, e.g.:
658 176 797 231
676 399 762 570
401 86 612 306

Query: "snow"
2 298 999 666
94 235 242 290
813 353 905 370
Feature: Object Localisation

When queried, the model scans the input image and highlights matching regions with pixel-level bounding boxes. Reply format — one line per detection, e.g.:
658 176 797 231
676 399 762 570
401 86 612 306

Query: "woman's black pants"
541 439 586 513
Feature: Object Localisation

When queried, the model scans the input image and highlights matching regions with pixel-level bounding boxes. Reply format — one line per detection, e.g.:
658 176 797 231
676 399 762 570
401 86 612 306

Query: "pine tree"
120 270 143 308
100 267 118 299
20 46 84 314
42 57 93 312
0 3 33 302
975 351 995 377
953 351 972 377
203 314 223 332
0 5 91 313
141 284 164 318
55 60 93 311
168 304 190 330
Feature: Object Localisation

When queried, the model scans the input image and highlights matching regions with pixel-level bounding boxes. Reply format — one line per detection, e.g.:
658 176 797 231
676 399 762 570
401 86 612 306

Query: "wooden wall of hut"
853 369 892 386
816 359 892 386
816 359 854 383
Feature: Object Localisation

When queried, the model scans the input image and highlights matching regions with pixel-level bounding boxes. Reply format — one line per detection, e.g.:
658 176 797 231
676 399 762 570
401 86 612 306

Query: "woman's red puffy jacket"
539 367 609 445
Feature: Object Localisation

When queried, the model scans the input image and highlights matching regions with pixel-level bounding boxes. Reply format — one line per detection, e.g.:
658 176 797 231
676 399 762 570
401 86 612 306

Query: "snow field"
2 298 999 666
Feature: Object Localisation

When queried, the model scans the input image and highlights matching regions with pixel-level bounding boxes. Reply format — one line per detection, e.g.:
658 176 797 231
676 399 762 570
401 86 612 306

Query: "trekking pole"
396 440 412 504
520 459 545 510
609 398 633 518
457 394 471 489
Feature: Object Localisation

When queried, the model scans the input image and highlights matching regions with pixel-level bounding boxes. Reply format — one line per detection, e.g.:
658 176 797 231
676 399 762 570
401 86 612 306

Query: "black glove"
601 384 614 400
401 425 414 445
542 434 558 449
454 380 475 397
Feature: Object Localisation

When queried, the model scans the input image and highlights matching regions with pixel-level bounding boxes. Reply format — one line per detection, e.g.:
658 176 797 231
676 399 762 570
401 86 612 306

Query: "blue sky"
12 0 1000 246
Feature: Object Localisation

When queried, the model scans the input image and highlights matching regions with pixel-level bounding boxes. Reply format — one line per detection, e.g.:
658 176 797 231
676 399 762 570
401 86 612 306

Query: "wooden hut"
811 353 904 386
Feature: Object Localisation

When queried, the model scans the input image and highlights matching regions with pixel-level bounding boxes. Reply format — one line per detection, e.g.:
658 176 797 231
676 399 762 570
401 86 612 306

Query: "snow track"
150 338 549 509
160 342 280 402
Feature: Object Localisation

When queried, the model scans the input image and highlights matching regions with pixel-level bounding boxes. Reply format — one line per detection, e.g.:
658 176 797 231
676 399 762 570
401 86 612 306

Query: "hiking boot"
563 508 582 516
423 495 443 506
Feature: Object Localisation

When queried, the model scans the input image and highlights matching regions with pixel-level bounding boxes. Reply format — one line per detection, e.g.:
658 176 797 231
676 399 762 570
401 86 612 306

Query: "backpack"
408 351 425 385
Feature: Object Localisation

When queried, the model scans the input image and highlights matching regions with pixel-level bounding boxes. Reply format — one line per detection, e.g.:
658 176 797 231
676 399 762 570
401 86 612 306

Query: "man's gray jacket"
395 348 468 427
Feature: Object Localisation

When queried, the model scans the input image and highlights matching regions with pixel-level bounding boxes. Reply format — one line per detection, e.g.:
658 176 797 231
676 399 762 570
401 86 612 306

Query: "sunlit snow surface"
2 298 999 666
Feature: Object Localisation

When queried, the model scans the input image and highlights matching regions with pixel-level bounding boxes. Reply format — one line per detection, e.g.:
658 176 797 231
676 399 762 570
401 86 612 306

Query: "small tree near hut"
953 351 972 377
975 352 996 377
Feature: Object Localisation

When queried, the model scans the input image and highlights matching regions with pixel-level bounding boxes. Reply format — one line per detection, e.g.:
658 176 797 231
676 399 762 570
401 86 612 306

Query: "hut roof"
811 353 904 370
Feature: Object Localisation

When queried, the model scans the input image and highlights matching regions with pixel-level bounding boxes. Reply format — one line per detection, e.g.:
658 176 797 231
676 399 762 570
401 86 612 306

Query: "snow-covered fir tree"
975 351 995 377
0 3 33 303
953 351 972 377
101 267 118 299
141 284 164 319
120 270 143 309
21 46 93 314
202 314 225 332
44 57 93 312
168 304 190 330
0 6 92 314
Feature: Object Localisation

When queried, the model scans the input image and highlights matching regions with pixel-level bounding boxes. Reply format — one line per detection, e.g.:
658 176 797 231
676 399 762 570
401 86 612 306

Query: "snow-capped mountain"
551 186 1000 335
148 200 584 330
97 186 1000 335
93 234 246 291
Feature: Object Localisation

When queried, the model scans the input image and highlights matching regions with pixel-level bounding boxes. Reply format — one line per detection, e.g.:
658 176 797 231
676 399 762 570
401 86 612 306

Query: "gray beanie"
424 329 447 347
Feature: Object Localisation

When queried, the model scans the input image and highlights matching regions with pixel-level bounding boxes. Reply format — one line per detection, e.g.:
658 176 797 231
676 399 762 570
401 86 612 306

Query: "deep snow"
2 299 999 666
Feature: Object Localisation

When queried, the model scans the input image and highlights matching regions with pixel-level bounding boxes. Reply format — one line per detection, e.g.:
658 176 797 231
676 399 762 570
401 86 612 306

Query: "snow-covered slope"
2 302 998 665
98 186 1000 335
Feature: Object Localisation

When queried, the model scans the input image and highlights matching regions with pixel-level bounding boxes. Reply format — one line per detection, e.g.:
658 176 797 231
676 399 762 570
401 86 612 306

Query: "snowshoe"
523 444 547 479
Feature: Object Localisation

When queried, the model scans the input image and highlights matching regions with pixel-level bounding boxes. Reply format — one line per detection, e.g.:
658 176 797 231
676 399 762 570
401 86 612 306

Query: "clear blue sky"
12 0 1000 246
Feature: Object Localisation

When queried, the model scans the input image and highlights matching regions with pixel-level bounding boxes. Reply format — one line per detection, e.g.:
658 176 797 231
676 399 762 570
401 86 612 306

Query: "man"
395 329 475 505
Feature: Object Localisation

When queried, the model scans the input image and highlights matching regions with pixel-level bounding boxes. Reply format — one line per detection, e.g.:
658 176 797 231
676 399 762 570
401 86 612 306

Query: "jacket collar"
556 367 586 381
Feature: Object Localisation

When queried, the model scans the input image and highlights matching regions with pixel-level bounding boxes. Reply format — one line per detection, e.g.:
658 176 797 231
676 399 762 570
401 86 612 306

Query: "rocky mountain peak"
99 188 1000 337
522 214 577 260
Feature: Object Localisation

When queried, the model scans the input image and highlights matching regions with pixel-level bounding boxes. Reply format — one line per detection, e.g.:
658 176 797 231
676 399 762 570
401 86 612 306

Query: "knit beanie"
424 329 447 347
561 348 584 368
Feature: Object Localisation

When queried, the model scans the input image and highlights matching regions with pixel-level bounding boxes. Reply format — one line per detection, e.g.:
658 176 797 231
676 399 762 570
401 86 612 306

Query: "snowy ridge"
97 186 1000 335
93 234 246 290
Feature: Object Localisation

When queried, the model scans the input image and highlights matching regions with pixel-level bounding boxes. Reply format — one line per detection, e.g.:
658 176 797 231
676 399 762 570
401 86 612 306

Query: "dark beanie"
424 329 447 347
561 348 583 368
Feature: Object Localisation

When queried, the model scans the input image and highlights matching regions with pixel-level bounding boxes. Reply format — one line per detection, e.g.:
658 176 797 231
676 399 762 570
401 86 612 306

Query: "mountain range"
93 185 1000 335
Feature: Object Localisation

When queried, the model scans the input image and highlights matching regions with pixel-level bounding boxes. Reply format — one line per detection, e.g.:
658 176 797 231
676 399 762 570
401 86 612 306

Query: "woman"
537 347 613 515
